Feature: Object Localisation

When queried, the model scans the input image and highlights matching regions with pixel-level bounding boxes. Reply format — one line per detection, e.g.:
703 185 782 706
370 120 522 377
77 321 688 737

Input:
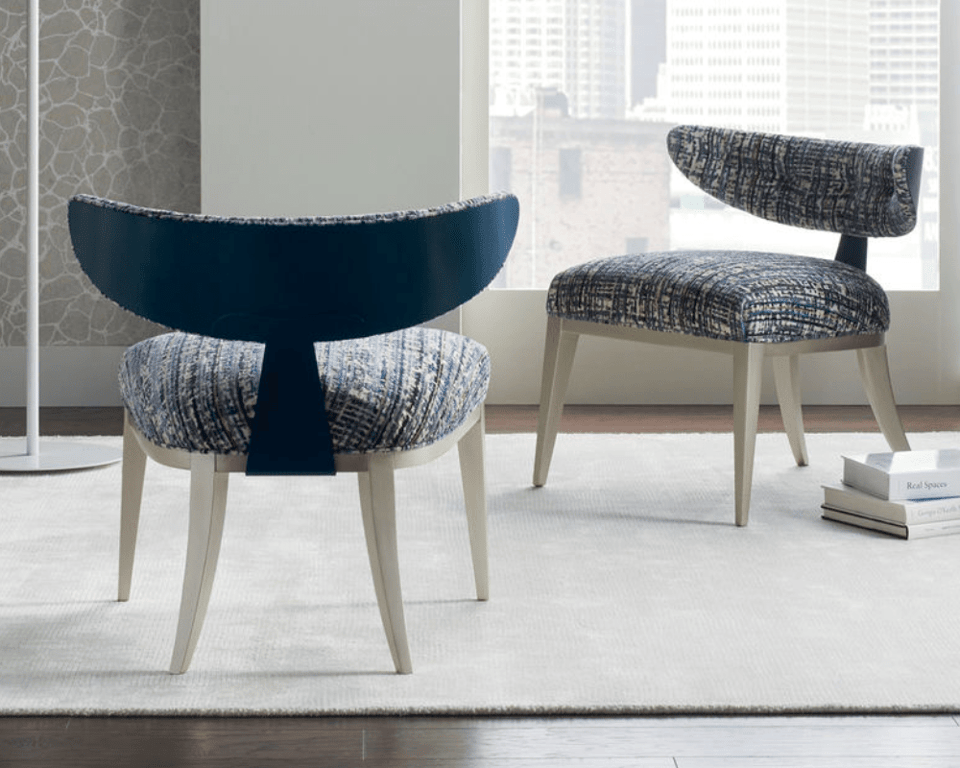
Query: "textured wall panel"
0 0 199 346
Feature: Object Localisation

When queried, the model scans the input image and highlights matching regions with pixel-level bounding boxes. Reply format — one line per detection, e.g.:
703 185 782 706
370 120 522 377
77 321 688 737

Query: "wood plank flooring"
3 403 960 437
2 405 960 766
5 715 960 767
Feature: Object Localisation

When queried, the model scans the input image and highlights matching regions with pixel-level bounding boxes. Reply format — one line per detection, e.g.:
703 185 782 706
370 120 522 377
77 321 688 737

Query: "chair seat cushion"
546 251 891 343
119 328 490 456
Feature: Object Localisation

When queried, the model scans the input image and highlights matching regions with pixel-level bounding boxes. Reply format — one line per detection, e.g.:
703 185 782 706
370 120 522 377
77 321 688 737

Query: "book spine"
906 519 960 540
824 486 960 524
823 505 960 540
902 499 960 524
890 473 960 500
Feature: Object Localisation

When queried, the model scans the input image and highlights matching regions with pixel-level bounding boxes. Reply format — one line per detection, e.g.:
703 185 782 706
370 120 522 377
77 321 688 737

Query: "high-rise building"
629 0 667 106
866 0 938 136
636 0 872 135
490 0 628 119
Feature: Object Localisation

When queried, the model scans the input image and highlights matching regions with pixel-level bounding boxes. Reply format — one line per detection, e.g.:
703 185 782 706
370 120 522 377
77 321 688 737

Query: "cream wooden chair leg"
358 461 412 674
119 413 147 602
857 345 910 452
732 344 764 527
170 453 229 674
533 316 580 487
457 409 489 601
772 354 809 467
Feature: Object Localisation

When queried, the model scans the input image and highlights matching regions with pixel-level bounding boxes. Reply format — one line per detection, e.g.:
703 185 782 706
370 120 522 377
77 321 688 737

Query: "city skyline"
489 0 939 290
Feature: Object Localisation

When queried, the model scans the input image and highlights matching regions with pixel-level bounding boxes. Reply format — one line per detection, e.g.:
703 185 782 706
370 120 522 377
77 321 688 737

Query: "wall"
200 0 462 218
0 0 199 405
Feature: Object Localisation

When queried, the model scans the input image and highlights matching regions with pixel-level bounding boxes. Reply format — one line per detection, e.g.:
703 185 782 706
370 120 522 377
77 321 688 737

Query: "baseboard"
0 347 125 407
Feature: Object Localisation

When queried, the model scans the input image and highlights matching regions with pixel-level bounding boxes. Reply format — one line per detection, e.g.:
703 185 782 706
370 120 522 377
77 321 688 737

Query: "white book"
841 448 960 501
822 505 960 540
822 483 960 525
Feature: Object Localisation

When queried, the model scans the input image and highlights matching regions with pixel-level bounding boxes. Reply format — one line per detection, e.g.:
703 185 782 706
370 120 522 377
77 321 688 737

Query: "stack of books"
822 448 960 539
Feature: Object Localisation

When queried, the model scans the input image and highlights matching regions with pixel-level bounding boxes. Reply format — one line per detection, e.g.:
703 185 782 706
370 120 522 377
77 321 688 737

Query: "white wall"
200 0 463 217
463 289 957 405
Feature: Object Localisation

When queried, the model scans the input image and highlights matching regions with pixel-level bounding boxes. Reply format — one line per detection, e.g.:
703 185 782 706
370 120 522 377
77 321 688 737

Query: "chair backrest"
69 193 519 475
68 193 519 343
667 125 923 269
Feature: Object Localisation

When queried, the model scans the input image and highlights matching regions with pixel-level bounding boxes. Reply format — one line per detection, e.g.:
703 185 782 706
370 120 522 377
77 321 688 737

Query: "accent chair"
533 125 922 526
68 192 519 674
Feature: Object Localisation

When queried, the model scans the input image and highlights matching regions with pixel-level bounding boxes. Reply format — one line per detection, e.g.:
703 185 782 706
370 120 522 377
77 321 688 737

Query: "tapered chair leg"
857 345 910 452
119 413 147 602
772 354 809 467
457 409 489 601
733 344 764 527
170 453 229 674
358 461 412 674
533 315 580 487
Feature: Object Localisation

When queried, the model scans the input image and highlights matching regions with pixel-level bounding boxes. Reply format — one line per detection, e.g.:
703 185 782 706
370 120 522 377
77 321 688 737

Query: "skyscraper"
629 0 667 106
489 0 628 119
637 0 871 135
867 0 938 138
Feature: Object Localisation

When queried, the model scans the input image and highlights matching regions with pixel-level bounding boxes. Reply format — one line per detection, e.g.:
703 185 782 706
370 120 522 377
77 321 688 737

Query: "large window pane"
489 0 939 290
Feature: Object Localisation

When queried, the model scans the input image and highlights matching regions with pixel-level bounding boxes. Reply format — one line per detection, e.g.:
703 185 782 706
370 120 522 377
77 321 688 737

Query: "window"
489 0 939 290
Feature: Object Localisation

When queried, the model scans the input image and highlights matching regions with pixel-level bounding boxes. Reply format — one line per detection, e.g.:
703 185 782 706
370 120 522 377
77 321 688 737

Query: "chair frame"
120 406 489 675
533 316 909 526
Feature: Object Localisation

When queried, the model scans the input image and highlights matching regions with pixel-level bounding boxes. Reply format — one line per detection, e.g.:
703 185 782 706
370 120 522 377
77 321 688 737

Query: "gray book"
822 505 960 540
822 483 960 524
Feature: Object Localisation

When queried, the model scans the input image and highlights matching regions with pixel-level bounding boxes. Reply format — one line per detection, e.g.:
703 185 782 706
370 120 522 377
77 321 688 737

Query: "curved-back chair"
534 125 922 526
69 192 519 673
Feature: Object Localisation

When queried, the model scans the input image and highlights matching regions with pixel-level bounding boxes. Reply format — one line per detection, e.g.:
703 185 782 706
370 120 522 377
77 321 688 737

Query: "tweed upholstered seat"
547 251 891 344
534 124 923 527
119 328 490 456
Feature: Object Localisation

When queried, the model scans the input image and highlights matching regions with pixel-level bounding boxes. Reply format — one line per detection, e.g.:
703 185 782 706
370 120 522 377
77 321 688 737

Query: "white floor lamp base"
0 438 121 472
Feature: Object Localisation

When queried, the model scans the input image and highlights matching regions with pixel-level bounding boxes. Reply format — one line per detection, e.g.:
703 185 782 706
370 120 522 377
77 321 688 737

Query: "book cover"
841 448 960 500
821 505 960 540
822 483 960 524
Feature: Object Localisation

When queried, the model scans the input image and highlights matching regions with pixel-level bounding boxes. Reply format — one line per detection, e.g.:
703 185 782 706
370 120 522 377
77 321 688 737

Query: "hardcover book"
822 483 960 525
841 448 960 501
822 505 960 540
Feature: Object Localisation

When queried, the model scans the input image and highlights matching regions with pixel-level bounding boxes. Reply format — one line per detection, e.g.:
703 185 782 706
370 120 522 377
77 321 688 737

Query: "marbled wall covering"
0 0 199 346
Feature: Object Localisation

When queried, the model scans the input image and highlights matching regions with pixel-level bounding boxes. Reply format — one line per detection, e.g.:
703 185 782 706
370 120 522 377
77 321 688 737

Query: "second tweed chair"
533 125 922 526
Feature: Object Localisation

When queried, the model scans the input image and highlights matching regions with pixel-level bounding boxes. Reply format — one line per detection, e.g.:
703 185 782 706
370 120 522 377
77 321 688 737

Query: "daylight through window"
488 0 939 290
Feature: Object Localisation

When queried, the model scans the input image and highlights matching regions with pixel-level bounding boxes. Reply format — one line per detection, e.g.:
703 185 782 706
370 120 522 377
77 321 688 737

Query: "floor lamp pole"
26 0 40 458
0 0 120 472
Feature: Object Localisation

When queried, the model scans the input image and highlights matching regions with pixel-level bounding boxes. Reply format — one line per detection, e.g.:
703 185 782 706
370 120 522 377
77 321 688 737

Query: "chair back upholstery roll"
667 125 922 239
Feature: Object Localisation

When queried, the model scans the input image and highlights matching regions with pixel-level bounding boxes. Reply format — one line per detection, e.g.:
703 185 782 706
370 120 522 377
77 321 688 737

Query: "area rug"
2 431 960 716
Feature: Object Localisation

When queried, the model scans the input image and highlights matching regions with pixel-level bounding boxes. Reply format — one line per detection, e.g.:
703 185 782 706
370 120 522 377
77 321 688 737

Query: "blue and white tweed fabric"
547 251 890 344
119 328 490 456
668 125 919 237
72 191 514 229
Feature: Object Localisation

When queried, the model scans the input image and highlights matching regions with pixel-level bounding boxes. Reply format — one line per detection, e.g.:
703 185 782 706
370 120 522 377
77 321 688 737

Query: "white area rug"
2 432 960 716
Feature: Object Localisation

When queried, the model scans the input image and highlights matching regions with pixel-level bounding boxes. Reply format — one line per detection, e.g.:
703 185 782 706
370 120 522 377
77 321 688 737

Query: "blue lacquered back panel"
68 193 519 343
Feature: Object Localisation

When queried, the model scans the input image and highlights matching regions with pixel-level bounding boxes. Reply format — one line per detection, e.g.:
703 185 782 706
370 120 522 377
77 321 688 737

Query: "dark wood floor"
3 405 960 766
3 403 960 437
